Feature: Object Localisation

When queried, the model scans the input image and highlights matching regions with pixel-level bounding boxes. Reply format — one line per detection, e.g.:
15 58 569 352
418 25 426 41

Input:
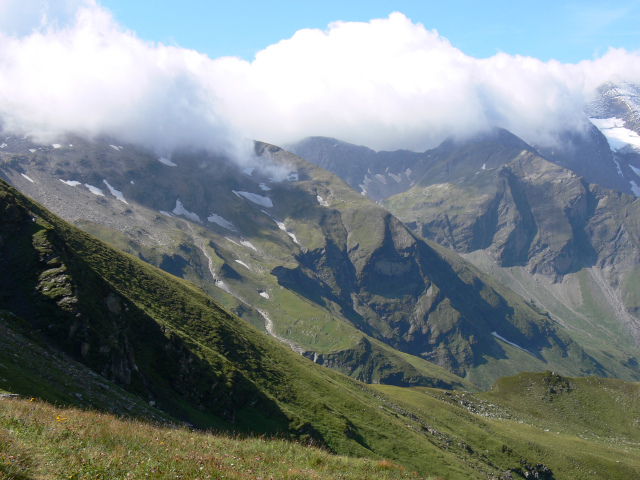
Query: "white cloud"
214 12 640 150
1 4 640 153
0 0 246 160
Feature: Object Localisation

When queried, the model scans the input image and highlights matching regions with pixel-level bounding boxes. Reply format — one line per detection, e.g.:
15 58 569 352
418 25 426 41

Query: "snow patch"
630 180 640 196
69 144 73 147
109 145 122 151
207 213 236 231
21 173 34 183
85 184 105 196
52 144 61 149
158 157 177 167
214 279 232 294
404 168 412 178
0 143 7 148
240 240 257 251
233 190 273 208
224 237 239 246
287 172 299 181
103 180 128 204
613 158 624 177
172 200 202 223
375 173 387 184
388 172 402 183
259 183 271 191
491 332 534 355
276 220 299 244
29 149 36 153
130 180 134 185
60 179 81 186
629 164 640 178
242 167 255 176
234 259 250 269
259 291 270 299
316 195 329 207
589 117 640 151
159 210 172 217
481 163 487 170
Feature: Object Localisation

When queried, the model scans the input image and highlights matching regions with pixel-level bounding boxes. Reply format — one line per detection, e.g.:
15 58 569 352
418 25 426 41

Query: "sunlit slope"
373 371 640 480
0 178 484 477
381 133 640 383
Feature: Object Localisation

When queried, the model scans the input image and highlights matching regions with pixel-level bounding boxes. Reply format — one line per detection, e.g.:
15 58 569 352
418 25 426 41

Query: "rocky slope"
378 134 640 378
291 126 640 384
0 134 614 387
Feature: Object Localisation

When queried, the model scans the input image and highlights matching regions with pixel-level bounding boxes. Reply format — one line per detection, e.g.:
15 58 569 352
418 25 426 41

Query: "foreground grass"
0 398 427 480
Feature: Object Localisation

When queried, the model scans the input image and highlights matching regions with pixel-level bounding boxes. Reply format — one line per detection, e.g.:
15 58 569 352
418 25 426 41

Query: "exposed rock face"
385 147 640 284
293 127 640 379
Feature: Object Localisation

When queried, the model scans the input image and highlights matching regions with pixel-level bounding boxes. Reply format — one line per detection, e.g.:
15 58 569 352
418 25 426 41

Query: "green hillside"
0 178 479 477
2 178 640 478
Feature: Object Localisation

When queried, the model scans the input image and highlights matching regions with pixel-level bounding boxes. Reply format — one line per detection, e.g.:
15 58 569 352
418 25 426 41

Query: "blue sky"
100 0 640 63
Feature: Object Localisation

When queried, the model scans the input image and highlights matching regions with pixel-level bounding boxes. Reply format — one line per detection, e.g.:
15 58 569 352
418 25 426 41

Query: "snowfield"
491 332 534 355
103 180 128 204
60 180 81 186
172 200 201 223
233 190 273 208
85 184 105 196
589 117 640 151
207 213 236 231
158 157 177 167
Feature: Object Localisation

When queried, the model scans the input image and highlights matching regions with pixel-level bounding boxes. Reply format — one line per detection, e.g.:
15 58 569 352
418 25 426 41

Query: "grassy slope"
0 179 480 478
372 371 640 480
0 397 426 480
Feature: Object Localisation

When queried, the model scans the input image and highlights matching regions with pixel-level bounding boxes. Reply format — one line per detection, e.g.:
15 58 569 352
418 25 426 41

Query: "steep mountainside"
0 177 484 477
291 124 640 383
0 135 614 388
5 177 640 479
378 134 640 379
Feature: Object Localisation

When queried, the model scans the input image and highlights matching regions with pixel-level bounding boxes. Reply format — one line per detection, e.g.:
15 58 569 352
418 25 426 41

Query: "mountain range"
2 81 640 478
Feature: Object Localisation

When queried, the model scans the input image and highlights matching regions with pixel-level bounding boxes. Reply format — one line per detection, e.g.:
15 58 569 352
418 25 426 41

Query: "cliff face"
384 147 640 284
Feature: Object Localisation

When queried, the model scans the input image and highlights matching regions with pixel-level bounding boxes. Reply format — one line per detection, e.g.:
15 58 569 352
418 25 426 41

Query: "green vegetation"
0 179 480 477
372 371 640 480
0 397 425 480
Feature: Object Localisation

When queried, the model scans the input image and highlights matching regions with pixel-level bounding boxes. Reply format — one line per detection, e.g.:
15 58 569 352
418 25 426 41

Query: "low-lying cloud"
2 1 640 154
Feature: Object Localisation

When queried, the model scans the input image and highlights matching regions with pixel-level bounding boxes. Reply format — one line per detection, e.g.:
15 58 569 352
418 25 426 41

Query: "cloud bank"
1 2 640 153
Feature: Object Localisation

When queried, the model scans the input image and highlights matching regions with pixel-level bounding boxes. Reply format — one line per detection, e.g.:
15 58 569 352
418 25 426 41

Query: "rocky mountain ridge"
0 133 618 388
291 124 640 383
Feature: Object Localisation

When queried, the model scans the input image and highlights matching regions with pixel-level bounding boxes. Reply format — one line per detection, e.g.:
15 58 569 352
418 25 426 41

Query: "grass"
371 371 640 480
0 397 428 480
